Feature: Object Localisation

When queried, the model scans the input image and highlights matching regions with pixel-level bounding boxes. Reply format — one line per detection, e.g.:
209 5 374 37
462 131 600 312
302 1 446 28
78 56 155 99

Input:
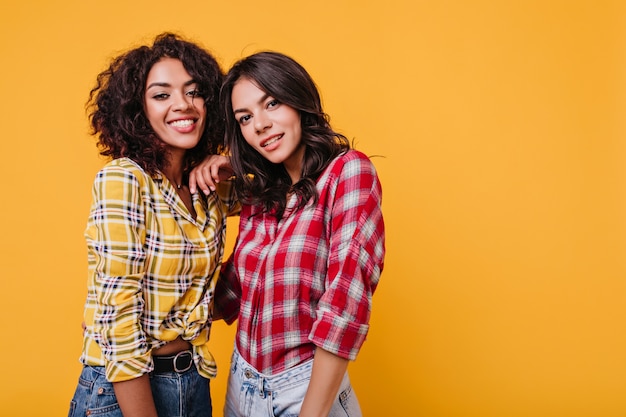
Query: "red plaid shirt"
216 150 385 375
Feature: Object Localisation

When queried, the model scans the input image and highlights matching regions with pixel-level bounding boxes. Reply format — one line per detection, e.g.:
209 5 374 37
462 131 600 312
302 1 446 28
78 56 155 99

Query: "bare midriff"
152 336 192 356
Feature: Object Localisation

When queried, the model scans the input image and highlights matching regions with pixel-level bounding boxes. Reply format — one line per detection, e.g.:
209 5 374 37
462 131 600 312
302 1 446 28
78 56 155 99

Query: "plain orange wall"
1 1 625 416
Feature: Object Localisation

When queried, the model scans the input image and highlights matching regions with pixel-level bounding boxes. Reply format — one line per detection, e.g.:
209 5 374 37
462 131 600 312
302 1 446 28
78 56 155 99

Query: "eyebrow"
233 92 270 114
146 79 196 90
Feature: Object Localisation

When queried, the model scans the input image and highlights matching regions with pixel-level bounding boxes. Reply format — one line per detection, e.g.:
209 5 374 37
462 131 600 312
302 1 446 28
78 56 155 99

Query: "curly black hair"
87 32 224 175
221 51 350 217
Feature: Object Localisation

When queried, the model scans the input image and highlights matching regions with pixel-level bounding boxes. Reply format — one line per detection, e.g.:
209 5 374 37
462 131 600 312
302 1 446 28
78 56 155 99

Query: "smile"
169 119 195 127
261 134 283 148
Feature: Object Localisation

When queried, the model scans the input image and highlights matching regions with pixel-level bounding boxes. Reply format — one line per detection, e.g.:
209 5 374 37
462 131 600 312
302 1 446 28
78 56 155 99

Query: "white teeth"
262 135 282 147
170 119 194 127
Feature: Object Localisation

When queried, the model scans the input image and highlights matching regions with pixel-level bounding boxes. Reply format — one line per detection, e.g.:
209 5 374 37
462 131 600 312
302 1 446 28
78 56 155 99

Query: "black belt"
153 350 193 373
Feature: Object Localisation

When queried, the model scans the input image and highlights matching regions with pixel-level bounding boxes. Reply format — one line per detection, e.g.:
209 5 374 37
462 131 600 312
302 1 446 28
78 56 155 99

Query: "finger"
190 166 213 195
189 170 198 194
211 164 222 184
197 166 217 194
194 175 211 195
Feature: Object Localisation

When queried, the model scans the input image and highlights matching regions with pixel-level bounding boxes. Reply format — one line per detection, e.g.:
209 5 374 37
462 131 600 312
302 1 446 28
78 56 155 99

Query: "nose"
173 93 193 111
254 112 272 133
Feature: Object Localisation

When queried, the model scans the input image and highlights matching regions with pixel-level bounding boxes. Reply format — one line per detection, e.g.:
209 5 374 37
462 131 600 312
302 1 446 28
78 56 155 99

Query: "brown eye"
187 89 204 98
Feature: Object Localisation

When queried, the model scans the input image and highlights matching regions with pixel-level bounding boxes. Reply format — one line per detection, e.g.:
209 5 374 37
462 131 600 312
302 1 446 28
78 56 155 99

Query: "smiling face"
144 58 206 158
231 77 304 183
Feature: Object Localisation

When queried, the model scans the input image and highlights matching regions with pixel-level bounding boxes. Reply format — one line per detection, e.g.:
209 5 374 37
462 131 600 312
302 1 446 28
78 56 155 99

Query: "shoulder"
99 157 145 175
324 150 380 182
95 158 152 186
91 158 157 200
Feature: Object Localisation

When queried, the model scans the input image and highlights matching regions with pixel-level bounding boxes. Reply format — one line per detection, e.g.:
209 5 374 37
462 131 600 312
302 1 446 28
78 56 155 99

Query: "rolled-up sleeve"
309 153 385 360
85 166 151 382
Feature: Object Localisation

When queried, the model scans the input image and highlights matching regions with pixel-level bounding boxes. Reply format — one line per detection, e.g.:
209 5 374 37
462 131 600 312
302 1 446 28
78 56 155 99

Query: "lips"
168 119 196 128
261 134 283 148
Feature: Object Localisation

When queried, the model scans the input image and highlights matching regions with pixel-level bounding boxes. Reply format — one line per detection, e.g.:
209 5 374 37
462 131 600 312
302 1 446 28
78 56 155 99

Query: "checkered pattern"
80 157 239 382
216 150 385 375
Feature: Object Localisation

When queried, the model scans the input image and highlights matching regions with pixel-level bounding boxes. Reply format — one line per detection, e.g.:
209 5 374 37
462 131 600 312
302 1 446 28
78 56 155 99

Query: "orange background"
0 1 625 416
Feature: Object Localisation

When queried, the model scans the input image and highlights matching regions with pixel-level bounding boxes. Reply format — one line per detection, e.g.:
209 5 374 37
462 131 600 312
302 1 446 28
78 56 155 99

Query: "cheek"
196 102 207 116
291 113 303 141
292 124 303 144
145 113 159 132
197 106 207 124
144 103 162 126
240 125 256 147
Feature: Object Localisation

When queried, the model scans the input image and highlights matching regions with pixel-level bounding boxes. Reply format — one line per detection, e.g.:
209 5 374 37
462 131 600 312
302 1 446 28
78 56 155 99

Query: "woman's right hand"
189 155 233 195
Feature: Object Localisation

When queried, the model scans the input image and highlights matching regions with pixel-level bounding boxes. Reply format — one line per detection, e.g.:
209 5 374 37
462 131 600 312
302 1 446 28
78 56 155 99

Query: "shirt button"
97 388 104 394
244 369 254 378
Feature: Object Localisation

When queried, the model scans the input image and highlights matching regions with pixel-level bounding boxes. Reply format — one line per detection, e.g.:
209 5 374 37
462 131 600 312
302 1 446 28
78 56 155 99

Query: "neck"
284 145 305 183
162 157 185 189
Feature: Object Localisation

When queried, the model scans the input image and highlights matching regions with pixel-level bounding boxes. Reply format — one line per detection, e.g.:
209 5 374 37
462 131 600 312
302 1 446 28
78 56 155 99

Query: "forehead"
146 58 192 86
231 77 267 107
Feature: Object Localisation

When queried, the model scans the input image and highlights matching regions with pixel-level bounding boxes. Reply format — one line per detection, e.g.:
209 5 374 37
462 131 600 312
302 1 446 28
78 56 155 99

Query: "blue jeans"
224 348 362 417
68 365 212 417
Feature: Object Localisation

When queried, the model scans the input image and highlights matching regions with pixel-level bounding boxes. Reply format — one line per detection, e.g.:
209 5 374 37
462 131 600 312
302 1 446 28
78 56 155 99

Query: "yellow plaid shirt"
80 158 239 382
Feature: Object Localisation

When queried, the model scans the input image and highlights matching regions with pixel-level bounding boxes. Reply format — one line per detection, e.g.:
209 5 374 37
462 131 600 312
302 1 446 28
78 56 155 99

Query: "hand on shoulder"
189 155 233 195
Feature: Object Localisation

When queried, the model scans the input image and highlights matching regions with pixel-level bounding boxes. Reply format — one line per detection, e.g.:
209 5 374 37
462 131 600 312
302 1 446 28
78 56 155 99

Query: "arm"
85 164 153 382
189 154 233 195
113 375 158 417
309 152 385 358
299 348 349 417
305 153 386 415
213 253 242 323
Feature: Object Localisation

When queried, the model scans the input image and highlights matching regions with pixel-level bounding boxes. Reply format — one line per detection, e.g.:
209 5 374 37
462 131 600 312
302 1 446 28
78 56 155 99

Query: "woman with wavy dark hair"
68 33 238 417
190 51 385 417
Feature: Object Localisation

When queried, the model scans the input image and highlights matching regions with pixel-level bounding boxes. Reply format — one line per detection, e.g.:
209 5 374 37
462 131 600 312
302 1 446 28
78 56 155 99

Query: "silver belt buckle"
173 350 193 373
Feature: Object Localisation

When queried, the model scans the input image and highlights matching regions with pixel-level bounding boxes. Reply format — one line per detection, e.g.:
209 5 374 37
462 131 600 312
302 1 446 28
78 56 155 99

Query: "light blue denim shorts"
224 348 362 417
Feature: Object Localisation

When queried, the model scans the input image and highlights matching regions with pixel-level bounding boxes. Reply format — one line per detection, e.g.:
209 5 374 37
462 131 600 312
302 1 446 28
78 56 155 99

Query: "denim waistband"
232 347 313 394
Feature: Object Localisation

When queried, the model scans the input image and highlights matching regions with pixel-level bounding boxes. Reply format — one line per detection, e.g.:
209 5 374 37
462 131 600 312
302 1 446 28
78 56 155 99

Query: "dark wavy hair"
221 51 350 217
87 33 224 175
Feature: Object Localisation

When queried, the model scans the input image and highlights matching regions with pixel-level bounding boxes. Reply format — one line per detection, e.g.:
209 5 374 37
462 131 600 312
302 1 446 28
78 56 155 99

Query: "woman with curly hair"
190 51 385 417
68 33 238 417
